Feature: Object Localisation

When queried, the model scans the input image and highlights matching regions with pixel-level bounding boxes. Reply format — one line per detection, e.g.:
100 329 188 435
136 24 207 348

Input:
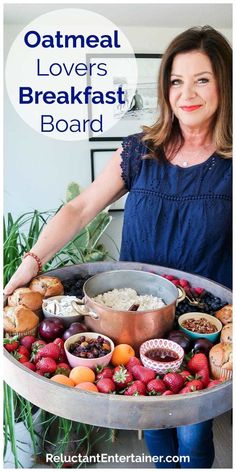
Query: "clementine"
51 374 75 387
111 343 135 366
75 382 98 392
69 366 95 385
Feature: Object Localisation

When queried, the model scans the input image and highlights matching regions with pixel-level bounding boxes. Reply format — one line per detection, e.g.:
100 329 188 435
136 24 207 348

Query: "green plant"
3 182 113 468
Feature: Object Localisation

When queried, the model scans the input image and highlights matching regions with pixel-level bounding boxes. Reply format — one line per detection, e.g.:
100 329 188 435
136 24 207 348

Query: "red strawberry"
4 336 19 352
179 279 190 288
35 370 45 376
17 345 30 358
55 362 71 376
126 356 142 372
112 366 133 389
96 378 116 393
179 370 193 383
22 361 36 371
187 353 209 373
53 338 67 362
207 379 223 389
20 335 37 351
36 357 57 374
31 340 46 362
163 372 184 394
162 390 174 396
19 354 30 363
179 379 204 394
124 380 146 396
147 379 166 395
131 365 156 384
96 366 113 381
194 287 204 295
164 275 176 281
171 279 180 286
196 368 210 387
37 343 60 361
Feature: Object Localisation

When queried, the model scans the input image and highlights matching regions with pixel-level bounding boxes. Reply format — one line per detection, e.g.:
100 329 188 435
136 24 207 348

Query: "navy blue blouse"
120 133 232 288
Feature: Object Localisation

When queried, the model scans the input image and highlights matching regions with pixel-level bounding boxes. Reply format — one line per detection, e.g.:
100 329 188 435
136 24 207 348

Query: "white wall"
4 9 232 260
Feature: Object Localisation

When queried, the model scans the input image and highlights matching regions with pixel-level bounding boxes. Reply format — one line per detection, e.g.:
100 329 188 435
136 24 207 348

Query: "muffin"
220 323 232 343
29 275 64 298
209 342 232 380
4 305 39 338
215 304 232 325
8 287 43 311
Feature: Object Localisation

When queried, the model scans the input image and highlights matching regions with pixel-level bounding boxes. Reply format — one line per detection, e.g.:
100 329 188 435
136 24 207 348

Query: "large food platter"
3 261 232 430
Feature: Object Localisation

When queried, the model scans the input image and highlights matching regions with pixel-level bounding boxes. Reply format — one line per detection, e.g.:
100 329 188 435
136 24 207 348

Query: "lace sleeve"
120 133 144 190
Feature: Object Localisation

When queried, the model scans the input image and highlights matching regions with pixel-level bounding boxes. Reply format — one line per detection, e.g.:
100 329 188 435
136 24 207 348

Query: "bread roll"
215 304 232 325
29 276 64 298
8 287 43 311
209 342 232 380
220 323 232 343
4 305 39 338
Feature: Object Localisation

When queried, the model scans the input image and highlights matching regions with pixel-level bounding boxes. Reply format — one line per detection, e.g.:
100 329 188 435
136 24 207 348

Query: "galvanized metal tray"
3 262 232 430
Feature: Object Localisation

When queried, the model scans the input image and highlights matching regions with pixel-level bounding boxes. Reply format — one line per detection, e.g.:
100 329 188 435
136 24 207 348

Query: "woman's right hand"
4 257 39 296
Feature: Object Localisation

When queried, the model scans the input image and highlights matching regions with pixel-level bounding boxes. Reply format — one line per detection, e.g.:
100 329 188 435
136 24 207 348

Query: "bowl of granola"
178 312 222 342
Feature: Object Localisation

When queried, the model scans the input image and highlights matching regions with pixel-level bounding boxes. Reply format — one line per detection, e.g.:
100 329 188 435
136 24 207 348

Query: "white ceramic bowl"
64 332 114 369
42 295 82 327
140 338 184 374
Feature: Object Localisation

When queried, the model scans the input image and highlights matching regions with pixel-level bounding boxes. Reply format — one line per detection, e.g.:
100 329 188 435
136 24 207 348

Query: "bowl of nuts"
178 312 222 342
64 332 114 369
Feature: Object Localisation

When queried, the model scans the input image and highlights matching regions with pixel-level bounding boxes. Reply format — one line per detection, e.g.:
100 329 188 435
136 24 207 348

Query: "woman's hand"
4 257 39 295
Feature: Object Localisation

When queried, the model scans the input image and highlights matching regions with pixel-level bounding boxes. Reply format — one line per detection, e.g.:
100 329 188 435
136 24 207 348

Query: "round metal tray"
4 262 232 430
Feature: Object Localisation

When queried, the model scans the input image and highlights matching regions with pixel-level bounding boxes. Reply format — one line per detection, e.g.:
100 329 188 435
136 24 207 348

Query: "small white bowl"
64 332 114 369
42 295 82 327
140 338 184 374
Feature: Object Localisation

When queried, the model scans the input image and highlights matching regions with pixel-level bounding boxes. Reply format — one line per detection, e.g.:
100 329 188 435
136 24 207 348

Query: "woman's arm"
4 148 126 294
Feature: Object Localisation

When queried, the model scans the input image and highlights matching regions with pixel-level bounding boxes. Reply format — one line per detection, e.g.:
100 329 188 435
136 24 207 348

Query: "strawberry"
22 361 36 371
196 368 210 387
55 362 71 376
147 379 166 395
163 372 184 393
53 338 67 362
179 379 204 394
162 390 174 396
97 378 116 393
126 356 142 372
179 279 190 288
179 370 193 383
187 353 209 373
112 366 133 389
131 365 156 384
207 379 223 389
37 343 60 361
36 357 57 374
171 279 180 286
194 287 204 295
35 370 45 376
31 340 46 362
124 380 146 396
17 345 30 358
20 335 37 351
96 366 113 381
17 354 29 363
163 274 176 281
4 336 19 352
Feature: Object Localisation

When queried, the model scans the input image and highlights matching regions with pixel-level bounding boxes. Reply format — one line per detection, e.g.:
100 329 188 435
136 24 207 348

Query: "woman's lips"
180 105 202 112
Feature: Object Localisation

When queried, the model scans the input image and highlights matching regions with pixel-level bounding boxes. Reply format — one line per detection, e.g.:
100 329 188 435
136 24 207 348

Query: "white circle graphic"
5 9 138 141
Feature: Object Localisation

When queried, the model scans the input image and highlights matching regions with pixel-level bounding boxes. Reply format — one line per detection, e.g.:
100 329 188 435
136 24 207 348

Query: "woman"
4 26 232 468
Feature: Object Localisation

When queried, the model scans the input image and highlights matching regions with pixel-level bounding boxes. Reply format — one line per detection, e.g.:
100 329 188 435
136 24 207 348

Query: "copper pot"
72 270 179 352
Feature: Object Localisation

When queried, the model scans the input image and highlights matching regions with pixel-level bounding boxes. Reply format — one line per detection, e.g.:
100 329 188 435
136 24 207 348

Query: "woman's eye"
170 79 181 86
197 78 209 84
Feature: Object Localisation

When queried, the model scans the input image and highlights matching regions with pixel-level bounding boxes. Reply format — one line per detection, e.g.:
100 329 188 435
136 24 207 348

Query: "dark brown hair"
142 26 232 160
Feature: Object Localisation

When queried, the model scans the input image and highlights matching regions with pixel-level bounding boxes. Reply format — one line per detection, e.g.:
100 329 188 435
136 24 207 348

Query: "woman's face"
169 50 219 130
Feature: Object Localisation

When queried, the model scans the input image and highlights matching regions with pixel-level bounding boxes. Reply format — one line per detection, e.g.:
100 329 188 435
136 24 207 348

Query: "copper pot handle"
71 299 99 320
176 287 186 306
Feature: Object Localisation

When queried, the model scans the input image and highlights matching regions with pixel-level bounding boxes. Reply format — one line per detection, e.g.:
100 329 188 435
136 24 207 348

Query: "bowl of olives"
64 332 114 369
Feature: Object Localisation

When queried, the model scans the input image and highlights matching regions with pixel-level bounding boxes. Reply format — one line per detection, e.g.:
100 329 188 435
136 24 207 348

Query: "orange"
75 382 98 392
111 343 135 366
51 374 75 387
69 366 95 385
